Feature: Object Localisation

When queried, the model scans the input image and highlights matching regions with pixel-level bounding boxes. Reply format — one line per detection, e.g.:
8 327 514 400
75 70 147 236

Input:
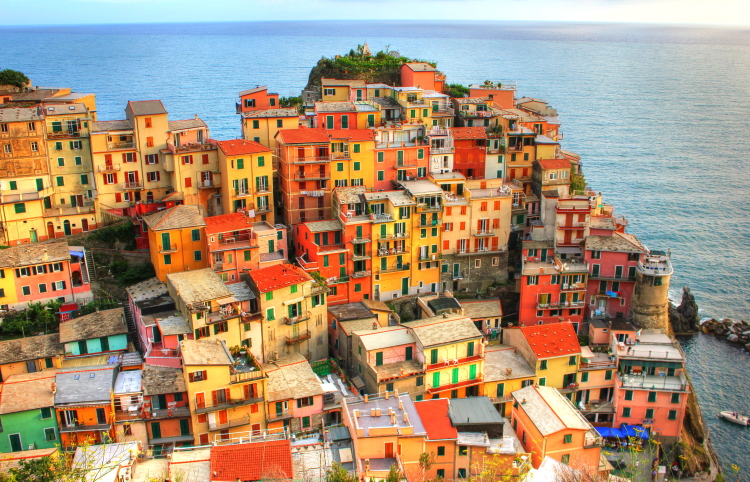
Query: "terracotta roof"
0 242 70 268
216 139 271 157
127 100 167 116
0 370 58 414
450 127 487 140
239 86 267 96
361 298 391 313
327 302 374 322
143 205 205 231
125 277 168 303
141 365 187 396
161 191 184 202
167 268 232 305
315 101 356 113
210 440 293 482
305 219 342 233
242 108 298 118
204 213 254 235
58 308 127 343
414 399 457 441
461 299 503 319
180 339 233 366
168 118 206 131
0 334 62 365
405 315 482 347
248 264 310 294
538 158 571 170
327 129 376 141
517 323 581 359
263 354 323 401
90 119 133 132
276 128 330 145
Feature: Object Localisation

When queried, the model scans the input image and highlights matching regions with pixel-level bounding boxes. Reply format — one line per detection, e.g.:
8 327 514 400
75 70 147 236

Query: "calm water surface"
1 20 749 470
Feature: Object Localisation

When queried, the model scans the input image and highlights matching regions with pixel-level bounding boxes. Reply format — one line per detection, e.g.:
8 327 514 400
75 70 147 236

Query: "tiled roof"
90 119 133 131
512 385 592 436
405 315 482 347
327 129 376 141
0 242 70 268
170 448 211 481
451 127 487 140
361 298 391 313
276 128 330 145
204 213 254 235
125 277 169 303
180 339 233 366
263 354 323 401
328 302 375 322
615 231 648 253
168 118 206 131
227 282 256 302
141 365 187 396
54 366 117 405
238 86 267 96
242 108 298 118
414 399 457 441
9 89 60 101
538 158 571 170
585 233 646 253
0 370 57 414
448 397 505 425
305 219 342 233
370 97 401 108
355 326 413 351
167 268 232 305
248 264 310 294
216 139 271 156
156 314 191 335
403 62 436 72
517 323 581 359
210 440 293 482
143 205 205 231
461 299 503 319
58 308 127 343
0 334 62 365
483 347 535 382
42 103 87 115
334 186 367 205
455 97 488 104
127 100 167 116
0 107 43 122
161 191 184 202
321 78 366 88
315 101 356 113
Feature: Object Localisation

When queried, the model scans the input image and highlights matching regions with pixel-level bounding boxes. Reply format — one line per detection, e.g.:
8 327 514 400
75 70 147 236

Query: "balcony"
150 406 191 420
429 146 454 154
284 311 311 325
455 246 508 256
393 161 418 169
432 106 455 116
372 213 393 224
160 243 177 253
350 237 371 244
60 423 111 433
260 251 285 263
194 396 264 415
418 220 442 228
198 179 220 189
122 181 143 190
234 189 253 198
47 129 82 139
145 342 180 359
426 374 483 394
561 283 587 292
267 409 293 423
208 416 253 432
377 247 409 257
285 330 311 345
590 273 635 282
379 263 410 274
98 164 120 173
617 372 689 392
107 140 135 150
293 172 329 181
331 152 351 160
557 222 586 230
418 253 442 262
473 229 496 237
230 370 265 384
417 204 443 213
458 109 494 118
351 270 371 278
207 308 241 324
352 253 370 261
507 144 523 153
318 243 346 252
167 142 217 154
256 204 272 213
536 301 586 310
215 233 258 249
378 232 409 241
293 156 330 164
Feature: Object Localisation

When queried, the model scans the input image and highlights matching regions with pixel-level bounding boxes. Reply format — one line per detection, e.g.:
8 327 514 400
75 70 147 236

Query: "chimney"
398 399 403 410
194 114 199 120
372 322 378 330
51 383 56 394
355 409 360 418
403 412 409 423
390 413 396 425
443 313 448 318
394 388 399 398
375 408 381 416
364 394 369 403
506 367 512 376
42 249 48 262
371 408 377 416
522 398 527 405
385 390 389 400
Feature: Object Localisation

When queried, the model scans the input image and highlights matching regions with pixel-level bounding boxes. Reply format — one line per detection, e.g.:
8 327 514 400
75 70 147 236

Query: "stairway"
123 305 142 354
84 250 97 282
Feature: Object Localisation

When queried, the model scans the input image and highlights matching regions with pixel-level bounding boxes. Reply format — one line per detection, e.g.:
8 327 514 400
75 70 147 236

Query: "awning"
283 297 304 306
620 360 682 370
69 250 85 257
216 296 238 305
596 426 625 438
581 346 595 358
620 424 649 439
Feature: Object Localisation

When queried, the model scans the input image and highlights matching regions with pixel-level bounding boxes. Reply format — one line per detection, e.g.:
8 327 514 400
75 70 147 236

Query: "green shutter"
469 364 477 380
451 368 459 384
430 349 438 364
377 152 384 162
376 352 383 366
326 116 334 129
432 372 440 389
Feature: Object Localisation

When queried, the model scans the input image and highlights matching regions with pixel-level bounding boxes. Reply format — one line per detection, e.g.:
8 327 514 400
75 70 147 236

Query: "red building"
451 127 487 179
517 240 588 331
400 62 445 92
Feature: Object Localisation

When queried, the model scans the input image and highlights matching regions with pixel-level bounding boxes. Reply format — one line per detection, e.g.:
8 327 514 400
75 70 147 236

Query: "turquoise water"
1 20 749 469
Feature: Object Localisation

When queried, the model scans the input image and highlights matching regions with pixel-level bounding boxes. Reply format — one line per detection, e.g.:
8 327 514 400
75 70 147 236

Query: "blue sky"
2 0 748 26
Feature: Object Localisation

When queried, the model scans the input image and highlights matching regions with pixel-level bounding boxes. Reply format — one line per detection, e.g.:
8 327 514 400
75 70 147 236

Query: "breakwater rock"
700 317 750 348
670 286 700 334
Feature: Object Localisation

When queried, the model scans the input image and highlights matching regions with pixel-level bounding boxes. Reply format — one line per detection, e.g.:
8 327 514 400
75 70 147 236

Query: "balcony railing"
235 189 252 198
284 311 311 325
394 161 418 169
198 179 218 189
293 172 329 181
107 141 135 150
98 164 120 173
256 184 271 194
122 181 143 190
557 222 586 230
561 283 587 292
150 406 191 419
208 416 253 432
293 156 330 164
351 237 371 244
379 263 410 274
60 423 111 433
372 213 393 224
590 273 636 282
351 270 371 278
426 374 483 394
377 247 409 257
285 330 312 345
230 371 265 384
267 409 293 423
455 245 508 256
418 253 442 262
418 220 442 228
378 232 409 241
473 229 496 237
425 354 483 371
195 396 264 415
536 301 586 310
331 152 351 160
207 309 241 324
216 233 258 248
160 243 177 253
256 204 272 213
417 204 442 213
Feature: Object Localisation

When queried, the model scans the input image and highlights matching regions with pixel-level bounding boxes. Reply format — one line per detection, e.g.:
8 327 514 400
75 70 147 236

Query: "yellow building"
328 129 376 190
246 263 328 362
0 263 18 308
402 180 444 293
482 346 535 417
241 108 299 152
89 118 138 212
43 103 99 236
404 314 485 399
180 339 267 445
320 79 365 102
503 323 582 391
216 140 274 223
166 268 247 350
144 205 207 282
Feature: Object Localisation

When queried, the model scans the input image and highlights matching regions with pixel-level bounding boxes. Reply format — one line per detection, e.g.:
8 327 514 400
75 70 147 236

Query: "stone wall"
440 252 509 293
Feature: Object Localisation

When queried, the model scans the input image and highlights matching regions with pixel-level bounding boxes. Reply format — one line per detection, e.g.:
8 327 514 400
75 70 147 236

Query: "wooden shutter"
202 370 207 380
202 154 209 164
115 193 122 202
105 154 112 162
212 390 218 406
189 372 195 382
244 384 250 400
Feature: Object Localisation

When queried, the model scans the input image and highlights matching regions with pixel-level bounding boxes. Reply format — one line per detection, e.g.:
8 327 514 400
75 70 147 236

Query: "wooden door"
384 442 394 458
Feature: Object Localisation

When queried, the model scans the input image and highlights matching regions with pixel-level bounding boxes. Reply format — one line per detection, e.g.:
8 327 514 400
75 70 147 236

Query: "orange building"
400 63 445 92
413 399 457 481
54 366 117 447
144 205 207 282
141 365 194 450
451 127 488 179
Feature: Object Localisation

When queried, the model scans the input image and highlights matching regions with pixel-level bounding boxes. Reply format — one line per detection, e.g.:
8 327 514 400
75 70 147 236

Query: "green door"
36 178 43 191
161 232 170 250
63 220 71 236
276 402 283 415
380 225 386 238
615 266 623 278
432 372 440 389
356 89 363 101
30 230 38 243
78 340 88 355
367 114 374 127
180 419 190 436
451 368 459 384
376 352 383 366
356 226 362 240
151 422 161 440
9 434 22 452
469 364 477 380
268 240 274 252
401 278 409 295
453 264 460 278
157 394 168 410
467 341 475 357
405 347 413 360
100 336 109 352
430 349 438 364
540 249 547 261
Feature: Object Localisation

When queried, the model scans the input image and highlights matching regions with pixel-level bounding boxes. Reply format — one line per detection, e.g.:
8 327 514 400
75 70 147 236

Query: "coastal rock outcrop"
669 286 700 334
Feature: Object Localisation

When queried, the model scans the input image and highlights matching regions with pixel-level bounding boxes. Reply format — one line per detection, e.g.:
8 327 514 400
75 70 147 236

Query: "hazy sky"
2 0 749 26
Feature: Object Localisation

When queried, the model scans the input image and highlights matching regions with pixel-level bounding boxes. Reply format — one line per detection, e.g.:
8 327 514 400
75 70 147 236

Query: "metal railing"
284 311 311 325
122 181 143 190
160 243 177 253
285 330 312 345
98 164 120 173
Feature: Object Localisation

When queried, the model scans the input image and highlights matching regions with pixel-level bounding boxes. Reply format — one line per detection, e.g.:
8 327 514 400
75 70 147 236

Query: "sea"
1 20 749 471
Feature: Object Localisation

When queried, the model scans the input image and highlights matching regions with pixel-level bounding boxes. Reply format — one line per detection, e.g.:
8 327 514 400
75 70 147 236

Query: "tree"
385 464 401 482
324 462 358 482
445 83 470 98
8 453 79 482
0 69 29 88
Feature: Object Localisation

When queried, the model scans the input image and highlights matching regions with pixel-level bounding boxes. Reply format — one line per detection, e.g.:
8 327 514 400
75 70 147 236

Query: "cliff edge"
670 286 700 334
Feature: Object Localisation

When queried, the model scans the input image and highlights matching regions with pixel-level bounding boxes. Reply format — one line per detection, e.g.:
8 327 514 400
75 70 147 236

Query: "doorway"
63 220 71 236
47 222 55 240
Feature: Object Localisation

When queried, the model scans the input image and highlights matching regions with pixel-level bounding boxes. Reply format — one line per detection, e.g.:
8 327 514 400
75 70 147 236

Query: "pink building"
264 354 326 432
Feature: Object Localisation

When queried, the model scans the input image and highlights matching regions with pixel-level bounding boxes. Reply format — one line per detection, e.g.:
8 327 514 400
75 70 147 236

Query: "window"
38 283 47 294
323 88 335 96
80 174 89 185
622 407 631 417
145 154 159 164
671 393 680 404
147 171 160 182
184 177 192 188
386 382 394 391
276 119 283 127
416 376 423 387
581 372 589 382
194 250 202 262
538 378 546 386
527 276 538 286
302 416 311 428
56 176 64 186
436 470 445 479
654 277 663 286
625 390 633 401
40 407 52 419
22 286 30 296
377 170 384 181
569 355 577 366
459 446 468 456
266 292 273 301
605 370 612 380
668 410 677 420
563 434 572 444
163 254 172 265
355 284 361 292
646 408 655 419
266 308 275 321
539 360 547 370
648 392 657 403
44 428 56 442
191 229 200 242
561 454 570 465
377 152 384 162
189 370 207 382
353 161 360 171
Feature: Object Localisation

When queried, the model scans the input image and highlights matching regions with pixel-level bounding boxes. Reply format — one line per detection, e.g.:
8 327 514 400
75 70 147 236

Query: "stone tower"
629 249 673 332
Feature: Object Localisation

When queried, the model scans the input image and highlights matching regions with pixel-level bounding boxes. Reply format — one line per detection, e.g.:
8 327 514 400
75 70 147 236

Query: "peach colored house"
263 354 324 433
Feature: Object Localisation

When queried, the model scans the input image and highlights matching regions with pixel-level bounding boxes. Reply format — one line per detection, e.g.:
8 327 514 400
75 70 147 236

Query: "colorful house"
400 63 445 93
215 139 274 221
314 102 357 130
482 346 535 417
247 263 328 362
54 366 117 447
468 82 517 110
180 339 266 445
451 127 488 179
209 439 294 482
0 333 62 382
58 308 129 356
0 370 60 452
412 399 457 481
327 302 382 379
503 323 581 391
141 365 194 451
144 204 207 282
263 353 324 432
511 385 603 470
328 129 376 190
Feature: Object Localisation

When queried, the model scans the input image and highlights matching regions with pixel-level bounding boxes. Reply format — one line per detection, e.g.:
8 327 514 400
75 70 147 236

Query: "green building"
59 308 129 356
0 370 60 452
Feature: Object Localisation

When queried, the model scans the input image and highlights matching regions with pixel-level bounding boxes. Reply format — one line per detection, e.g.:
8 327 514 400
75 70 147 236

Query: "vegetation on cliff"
0 69 29 88
306 45 436 90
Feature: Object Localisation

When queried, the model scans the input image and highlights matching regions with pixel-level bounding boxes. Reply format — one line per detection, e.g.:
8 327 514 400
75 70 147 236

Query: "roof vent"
90 373 95 378
506 367 512 376
74 375 80 380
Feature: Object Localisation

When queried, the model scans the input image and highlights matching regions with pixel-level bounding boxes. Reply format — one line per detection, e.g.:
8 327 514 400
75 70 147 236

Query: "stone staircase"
123 305 141 354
